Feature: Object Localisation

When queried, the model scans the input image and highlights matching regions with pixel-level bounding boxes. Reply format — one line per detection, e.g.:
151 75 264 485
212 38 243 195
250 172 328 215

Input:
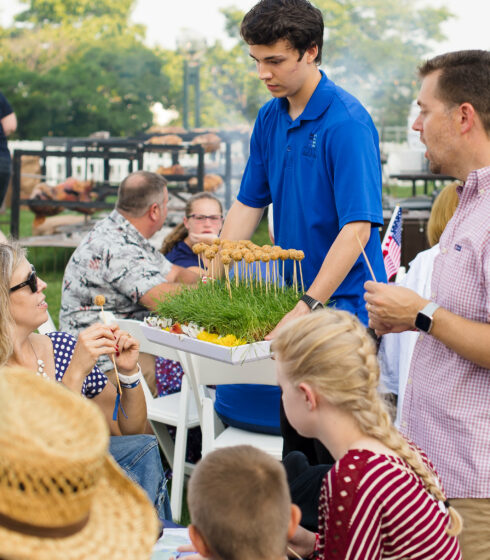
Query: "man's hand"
265 300 310 340
364 281 427 336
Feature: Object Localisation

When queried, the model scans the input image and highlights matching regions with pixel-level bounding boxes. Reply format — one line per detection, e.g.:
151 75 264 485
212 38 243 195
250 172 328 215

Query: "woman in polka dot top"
1 243 147 436
272 310 462 560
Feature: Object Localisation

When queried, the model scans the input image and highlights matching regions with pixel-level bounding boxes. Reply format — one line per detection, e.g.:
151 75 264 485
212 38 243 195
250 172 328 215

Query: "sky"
1 0 489 55
132 0 490 56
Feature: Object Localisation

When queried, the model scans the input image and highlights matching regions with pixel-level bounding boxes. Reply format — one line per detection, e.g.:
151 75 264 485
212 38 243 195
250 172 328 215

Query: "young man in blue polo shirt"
221 0 386 467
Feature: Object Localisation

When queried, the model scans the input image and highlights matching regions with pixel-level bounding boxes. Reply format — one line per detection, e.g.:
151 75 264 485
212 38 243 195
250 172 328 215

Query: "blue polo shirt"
238 71 386 324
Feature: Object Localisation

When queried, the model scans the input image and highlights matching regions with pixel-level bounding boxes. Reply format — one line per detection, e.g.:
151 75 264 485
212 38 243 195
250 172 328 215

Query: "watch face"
415 312 432 332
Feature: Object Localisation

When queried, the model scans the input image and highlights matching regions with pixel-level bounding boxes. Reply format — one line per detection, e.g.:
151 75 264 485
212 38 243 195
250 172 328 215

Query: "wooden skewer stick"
287 546 303 560
355 232 377 282
225 265 232 299
299 261 305 293
293 259 298 294
94 295 122 395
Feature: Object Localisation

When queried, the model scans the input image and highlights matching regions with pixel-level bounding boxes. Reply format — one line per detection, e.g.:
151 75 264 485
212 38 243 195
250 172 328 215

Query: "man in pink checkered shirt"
365 50 490 560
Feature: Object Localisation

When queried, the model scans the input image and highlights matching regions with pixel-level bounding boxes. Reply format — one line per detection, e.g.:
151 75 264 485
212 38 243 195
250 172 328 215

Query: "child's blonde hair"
187 445 292 560
271 309 462 537
427 181 460 247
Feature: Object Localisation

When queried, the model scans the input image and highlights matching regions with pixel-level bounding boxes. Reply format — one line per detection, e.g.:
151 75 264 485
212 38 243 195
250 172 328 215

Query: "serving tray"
141 324 271 364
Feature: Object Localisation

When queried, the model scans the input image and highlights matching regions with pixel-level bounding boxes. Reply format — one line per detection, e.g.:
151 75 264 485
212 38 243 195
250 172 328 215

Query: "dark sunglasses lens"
29 271 38 292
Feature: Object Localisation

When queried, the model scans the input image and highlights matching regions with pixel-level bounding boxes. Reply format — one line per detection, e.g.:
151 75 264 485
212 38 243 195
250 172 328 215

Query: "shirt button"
419 334 424 341
441 247 448 254
287 146 291 151
402 421 407 428
431 292 436 299
479 189 485 195
407 377 412 385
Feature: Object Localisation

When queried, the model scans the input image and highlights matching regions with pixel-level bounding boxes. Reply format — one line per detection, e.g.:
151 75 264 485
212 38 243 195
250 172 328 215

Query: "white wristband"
118 364 142 384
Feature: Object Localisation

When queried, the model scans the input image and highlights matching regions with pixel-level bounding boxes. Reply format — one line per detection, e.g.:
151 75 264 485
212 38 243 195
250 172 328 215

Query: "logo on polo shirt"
454 244 462 252
302 132 318 158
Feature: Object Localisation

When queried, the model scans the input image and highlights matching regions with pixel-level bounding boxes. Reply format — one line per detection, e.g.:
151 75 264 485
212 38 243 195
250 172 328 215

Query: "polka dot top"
47 331 108 398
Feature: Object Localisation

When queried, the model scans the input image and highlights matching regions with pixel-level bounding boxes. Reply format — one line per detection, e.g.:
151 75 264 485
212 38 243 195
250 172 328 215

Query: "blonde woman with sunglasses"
0 240 172 521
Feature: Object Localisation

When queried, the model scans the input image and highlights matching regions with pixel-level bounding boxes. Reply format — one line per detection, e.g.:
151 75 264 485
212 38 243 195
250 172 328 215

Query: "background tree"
195 0 451 131
313 0 451 130
0 0 452 137
0 0 171 138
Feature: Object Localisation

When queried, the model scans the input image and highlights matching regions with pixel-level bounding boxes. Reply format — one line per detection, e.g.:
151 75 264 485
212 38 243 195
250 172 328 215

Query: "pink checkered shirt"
401 166 490 498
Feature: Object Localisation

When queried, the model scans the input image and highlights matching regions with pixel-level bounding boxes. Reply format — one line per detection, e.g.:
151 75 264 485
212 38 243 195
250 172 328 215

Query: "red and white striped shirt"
402 167 490 498
317 449 461 560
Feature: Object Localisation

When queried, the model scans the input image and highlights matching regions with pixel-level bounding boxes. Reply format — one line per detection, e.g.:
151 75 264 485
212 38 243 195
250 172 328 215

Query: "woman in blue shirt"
161 193 281 435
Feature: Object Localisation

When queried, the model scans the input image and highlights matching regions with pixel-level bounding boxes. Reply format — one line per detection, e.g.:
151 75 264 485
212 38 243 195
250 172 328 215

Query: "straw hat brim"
0 455 159 560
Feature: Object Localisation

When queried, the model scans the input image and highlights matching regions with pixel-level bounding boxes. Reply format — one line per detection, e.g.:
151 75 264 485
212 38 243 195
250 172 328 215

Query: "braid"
351 322 462 536
272 309 462 537
161 222 188 255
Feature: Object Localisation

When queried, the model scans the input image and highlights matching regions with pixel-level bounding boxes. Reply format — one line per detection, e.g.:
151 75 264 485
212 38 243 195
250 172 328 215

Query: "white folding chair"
115 318 200 522
179 352 283 460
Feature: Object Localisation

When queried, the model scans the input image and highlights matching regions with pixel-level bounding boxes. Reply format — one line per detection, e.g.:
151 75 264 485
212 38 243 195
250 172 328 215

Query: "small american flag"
382 205 402 281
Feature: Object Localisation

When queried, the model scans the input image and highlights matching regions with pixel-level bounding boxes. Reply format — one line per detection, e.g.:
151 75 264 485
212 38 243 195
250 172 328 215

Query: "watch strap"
300 294 324 311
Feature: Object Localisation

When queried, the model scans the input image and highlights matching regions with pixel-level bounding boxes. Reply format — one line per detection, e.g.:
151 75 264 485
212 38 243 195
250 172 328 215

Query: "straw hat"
0 367 158 560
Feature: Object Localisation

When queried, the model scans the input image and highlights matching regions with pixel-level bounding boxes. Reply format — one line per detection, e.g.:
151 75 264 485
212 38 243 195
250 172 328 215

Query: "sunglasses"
187 214 223 222
10 266 38 293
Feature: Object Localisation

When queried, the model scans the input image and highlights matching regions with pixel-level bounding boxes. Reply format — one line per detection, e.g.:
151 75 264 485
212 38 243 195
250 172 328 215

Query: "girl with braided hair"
272 309 462 560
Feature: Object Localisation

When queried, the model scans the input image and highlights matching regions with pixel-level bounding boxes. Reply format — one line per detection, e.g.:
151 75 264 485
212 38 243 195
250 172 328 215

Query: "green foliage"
16 0 134 25
199 0 452 129
0 0 452 135
316 0 452 127
198 41 268 127
0 22 170 138
154 282 300 343
1 0 168 138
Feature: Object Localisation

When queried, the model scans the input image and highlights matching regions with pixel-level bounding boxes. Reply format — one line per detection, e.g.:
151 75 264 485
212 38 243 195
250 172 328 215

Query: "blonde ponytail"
272 309 462 537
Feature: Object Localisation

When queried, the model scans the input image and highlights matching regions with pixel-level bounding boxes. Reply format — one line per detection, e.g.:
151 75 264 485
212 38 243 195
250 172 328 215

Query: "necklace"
29 339 48 379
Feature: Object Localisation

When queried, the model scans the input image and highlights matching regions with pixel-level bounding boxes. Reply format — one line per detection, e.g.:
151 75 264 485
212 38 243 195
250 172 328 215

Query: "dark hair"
160 192 223 255
116 171 167 217
419 50 490 135
241 0 324 64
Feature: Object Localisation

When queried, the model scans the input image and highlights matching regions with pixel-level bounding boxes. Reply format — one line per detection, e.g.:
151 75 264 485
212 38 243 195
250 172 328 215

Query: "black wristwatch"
415 302 440 333
300 294 324 311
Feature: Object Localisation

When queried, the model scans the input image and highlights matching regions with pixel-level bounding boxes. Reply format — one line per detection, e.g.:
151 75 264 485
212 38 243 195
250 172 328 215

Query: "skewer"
297 250 305 293
355 233 377 282
94 295 123 396
287 546 303 560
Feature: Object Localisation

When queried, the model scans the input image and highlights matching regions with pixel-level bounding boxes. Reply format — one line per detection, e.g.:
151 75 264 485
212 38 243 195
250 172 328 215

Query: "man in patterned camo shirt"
365 50 490 559
60 170 196 376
